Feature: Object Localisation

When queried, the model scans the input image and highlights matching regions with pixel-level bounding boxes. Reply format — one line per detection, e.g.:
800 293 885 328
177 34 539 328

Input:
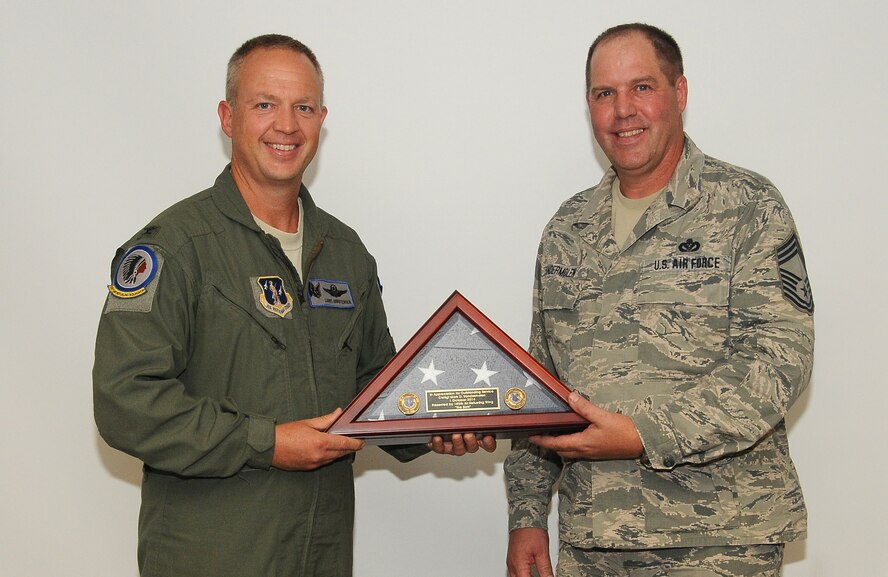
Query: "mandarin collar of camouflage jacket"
209 165 327 239
574 135 705 255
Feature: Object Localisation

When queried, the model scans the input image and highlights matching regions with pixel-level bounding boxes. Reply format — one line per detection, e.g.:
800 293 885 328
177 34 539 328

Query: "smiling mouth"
268 143 297 151
617 129 645 137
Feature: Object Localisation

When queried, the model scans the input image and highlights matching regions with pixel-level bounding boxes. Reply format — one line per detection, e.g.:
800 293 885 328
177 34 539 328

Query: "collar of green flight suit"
208 165 328 241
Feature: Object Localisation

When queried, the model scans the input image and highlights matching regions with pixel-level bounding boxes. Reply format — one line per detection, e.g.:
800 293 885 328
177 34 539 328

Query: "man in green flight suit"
505 24 814 577
94 34 494 577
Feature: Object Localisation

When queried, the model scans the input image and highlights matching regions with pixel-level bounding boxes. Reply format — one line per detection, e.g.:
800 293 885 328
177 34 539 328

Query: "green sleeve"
93 244 275 477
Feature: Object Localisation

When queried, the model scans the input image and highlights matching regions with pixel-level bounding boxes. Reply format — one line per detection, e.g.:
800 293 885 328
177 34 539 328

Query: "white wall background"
2 1 885 575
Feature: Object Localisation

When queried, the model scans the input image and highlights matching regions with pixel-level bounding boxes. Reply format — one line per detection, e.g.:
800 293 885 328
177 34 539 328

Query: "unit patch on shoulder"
776 233 814 314
255 276 294 318
110 245 160 298
307 279 355 309
104 245 163 313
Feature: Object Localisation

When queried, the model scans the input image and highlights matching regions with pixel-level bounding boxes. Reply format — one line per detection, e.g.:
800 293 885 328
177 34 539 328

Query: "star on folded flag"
471 361 498 386
523 371 541 389
418 359 445 385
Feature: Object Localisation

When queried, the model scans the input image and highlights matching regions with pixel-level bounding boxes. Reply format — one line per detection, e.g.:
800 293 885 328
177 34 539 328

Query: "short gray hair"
225 34 324 105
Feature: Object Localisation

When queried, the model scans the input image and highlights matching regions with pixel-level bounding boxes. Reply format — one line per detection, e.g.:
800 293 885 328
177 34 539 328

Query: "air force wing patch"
307 279 355 309
256 276 294 318
776 233 814 314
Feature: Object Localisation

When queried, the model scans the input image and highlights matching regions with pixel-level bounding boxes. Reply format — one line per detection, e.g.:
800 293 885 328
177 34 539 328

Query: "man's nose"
274 107 301 133
614 92 636 118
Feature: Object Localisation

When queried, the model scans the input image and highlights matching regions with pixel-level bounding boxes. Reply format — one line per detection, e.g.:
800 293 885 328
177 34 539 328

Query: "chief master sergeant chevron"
504 24 814 577
93 34 494 577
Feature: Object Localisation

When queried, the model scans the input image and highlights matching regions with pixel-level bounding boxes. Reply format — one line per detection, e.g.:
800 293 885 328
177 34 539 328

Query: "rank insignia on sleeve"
256 276 294 318
109 245 160 299
776 233 814 314
307 279 355 309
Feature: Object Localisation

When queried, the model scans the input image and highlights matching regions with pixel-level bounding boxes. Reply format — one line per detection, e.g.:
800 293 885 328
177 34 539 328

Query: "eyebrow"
631 75 659 86
590 75 660 92
247 93 279 103
250 93 319 105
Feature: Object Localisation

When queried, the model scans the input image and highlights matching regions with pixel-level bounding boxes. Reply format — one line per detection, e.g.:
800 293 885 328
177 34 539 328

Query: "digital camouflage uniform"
94 167 425 577
557 542 784 577
504 137 814 552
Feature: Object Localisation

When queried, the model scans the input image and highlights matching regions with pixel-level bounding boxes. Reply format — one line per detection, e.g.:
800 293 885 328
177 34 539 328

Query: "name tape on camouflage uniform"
543 264 590 279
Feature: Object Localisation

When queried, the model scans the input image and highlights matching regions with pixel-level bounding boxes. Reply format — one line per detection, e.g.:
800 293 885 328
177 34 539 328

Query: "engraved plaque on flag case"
327 291 587 445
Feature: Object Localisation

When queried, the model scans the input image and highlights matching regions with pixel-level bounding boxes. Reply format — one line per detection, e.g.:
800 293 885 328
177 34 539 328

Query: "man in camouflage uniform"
504 24 814 577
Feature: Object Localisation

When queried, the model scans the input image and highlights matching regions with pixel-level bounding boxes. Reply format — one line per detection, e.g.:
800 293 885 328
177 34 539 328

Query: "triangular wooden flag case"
328 291 587 444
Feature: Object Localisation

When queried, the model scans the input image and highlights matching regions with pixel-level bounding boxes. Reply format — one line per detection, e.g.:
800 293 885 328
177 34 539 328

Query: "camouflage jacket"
504 137 814 549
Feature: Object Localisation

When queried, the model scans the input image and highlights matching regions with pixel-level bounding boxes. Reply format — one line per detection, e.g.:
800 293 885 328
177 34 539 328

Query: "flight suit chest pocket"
635 258 731 374
310 280 368 408
540 276 601 372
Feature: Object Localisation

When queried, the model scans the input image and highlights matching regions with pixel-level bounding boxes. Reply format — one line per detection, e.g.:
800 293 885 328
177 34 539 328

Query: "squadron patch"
103 245 164 314
776 233 814 314
307 279 355 309
109 245 160 299
256 276 294 318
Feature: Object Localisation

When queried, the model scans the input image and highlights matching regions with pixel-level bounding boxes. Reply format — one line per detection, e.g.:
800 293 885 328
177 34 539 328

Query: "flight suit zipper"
210 286 286 350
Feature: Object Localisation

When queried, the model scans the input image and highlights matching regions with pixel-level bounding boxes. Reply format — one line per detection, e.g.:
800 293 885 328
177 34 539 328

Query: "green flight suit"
94 167 424 576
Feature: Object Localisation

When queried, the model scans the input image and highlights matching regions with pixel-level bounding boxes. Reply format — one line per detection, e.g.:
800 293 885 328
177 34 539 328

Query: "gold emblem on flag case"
397 393 420 415
504 387 527 410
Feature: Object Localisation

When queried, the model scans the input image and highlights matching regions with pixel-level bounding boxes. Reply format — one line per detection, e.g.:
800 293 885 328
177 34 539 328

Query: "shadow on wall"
353 441 510 481
785 540 806 567
96 434 143 487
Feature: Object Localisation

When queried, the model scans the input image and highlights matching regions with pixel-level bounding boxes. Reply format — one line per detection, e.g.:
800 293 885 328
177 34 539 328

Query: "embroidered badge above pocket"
307 279 355 309
256 276 294 318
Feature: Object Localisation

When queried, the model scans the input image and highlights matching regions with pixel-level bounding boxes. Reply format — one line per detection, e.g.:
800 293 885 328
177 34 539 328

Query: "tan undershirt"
253 196 305 279
611 178 664 249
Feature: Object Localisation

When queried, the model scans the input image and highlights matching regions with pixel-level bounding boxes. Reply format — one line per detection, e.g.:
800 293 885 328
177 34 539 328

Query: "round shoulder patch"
110 245 159 298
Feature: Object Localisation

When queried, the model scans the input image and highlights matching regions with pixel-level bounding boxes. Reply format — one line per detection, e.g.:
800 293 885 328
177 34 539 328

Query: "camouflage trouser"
556 543 784 577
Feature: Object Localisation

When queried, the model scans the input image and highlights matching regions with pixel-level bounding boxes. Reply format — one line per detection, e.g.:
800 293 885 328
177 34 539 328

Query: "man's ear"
675 75 688 113
218 100 234 137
